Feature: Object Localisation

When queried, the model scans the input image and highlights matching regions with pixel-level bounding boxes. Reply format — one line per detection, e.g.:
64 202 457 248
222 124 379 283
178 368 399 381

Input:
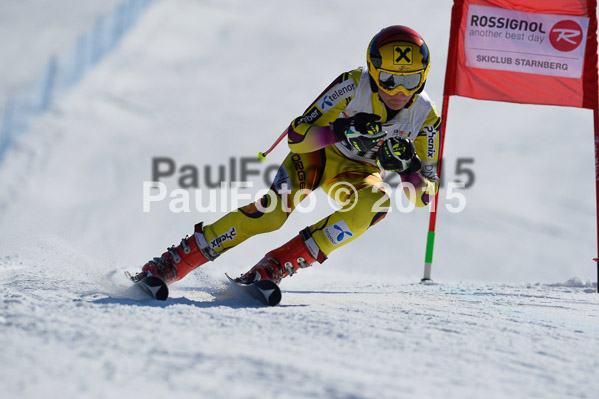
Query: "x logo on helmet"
394 46 412 65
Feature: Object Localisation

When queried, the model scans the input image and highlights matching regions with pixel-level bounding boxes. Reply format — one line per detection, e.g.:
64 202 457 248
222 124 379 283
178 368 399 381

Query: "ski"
125 271 169 301
225 273 282 306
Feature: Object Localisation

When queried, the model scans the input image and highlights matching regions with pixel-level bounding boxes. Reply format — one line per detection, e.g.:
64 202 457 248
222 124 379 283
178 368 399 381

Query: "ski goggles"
378 71 422 92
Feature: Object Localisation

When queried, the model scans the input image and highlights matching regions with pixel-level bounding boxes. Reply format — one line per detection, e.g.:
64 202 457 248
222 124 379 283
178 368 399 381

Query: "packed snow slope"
0 0 598 398
0 0 596 283
1 244 598 399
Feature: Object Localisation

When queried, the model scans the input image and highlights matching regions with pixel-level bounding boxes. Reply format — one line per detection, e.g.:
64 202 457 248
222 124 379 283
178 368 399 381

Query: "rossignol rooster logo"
549 20 583 52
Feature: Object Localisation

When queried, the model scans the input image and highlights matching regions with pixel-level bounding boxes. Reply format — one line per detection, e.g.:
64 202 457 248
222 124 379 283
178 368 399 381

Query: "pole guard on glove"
332 113 386 152
378 136 422 174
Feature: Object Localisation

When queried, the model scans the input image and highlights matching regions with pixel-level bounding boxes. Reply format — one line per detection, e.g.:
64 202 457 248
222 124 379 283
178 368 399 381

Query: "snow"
2 241 598 399
1 0 599 398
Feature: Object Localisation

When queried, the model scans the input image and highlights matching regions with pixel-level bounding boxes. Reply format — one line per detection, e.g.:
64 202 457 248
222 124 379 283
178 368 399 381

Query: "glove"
378 136 422 174
332 113 386 152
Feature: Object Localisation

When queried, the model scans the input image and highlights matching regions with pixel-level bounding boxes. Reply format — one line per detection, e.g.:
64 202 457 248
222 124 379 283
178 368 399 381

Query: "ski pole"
257 127 289 161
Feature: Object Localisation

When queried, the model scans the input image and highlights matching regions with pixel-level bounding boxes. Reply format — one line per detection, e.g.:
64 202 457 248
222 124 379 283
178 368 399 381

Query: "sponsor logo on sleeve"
296 106 323 125
210 227 237 249
421 161 439 183
423 126 437 159
319 79 356 112
324 220 354 246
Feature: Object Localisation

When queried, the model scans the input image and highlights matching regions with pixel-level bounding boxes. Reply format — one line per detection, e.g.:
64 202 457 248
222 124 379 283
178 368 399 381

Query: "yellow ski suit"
203 67 440 258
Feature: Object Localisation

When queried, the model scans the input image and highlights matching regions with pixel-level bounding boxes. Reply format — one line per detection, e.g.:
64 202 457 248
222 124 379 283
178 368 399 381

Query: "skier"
134 25 441 286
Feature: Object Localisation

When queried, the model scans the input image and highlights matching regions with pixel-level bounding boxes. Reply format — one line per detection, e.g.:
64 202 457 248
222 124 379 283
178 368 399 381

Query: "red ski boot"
237 228 327 285
138 222 219 285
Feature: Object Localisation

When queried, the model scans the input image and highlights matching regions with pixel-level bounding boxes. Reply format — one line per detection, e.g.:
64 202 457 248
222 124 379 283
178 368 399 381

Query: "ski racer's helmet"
367 25 430 96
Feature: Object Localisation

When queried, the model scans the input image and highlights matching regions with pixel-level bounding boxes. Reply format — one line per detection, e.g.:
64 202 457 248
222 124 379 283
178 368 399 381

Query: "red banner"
445 0 598 109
